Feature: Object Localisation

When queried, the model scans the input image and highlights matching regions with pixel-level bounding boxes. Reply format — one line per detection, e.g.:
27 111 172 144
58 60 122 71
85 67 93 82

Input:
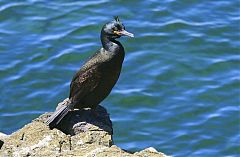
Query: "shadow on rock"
39 105 113 136
57 105 113 135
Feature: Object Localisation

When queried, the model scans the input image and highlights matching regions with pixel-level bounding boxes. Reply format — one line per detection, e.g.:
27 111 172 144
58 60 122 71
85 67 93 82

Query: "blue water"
0 0 239 156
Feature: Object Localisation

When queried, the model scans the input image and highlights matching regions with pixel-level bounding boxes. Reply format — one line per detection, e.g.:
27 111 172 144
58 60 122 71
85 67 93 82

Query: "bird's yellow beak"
114 30 134 37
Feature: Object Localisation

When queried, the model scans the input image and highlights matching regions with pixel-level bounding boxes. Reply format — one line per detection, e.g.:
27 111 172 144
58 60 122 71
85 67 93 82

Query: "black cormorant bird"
45 16 134 128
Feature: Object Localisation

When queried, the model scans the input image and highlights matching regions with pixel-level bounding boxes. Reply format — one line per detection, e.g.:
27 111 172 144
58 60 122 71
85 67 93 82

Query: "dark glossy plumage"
46 17 134 128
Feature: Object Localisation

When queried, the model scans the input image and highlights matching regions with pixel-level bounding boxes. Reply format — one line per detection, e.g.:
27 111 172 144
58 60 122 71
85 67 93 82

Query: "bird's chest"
101 59 122 84
100 50 124 76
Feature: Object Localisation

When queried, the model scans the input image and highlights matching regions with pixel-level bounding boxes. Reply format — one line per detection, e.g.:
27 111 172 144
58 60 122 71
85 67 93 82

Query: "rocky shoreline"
0 105 169 157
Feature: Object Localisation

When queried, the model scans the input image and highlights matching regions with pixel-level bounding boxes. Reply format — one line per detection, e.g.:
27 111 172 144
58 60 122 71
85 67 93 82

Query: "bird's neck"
101 34 124 53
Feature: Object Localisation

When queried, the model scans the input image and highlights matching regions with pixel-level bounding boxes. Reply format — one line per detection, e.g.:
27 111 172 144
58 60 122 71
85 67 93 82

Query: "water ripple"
53 0 108 7
0 2 29 12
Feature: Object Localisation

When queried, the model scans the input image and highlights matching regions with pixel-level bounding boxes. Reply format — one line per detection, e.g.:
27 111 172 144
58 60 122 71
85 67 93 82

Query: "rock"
134 147 170 157
0 105 169 157
0 140 3 150
0 132 8 139
0 132 8 149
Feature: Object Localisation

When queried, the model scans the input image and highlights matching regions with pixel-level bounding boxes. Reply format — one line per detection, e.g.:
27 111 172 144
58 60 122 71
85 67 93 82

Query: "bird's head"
102 16 134 39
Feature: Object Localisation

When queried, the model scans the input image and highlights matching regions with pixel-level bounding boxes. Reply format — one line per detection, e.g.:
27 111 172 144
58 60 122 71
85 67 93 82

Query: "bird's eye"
113 27 118 31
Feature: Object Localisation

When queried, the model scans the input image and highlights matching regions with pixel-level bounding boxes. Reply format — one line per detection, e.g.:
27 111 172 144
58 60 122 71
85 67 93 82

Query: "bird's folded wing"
69 64 101 101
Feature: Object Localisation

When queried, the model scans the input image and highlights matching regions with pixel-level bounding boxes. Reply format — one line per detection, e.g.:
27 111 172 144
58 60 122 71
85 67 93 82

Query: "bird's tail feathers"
45 102 73 129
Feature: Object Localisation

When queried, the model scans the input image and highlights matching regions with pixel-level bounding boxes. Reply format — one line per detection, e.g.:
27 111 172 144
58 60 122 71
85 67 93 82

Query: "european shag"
45 16 134 128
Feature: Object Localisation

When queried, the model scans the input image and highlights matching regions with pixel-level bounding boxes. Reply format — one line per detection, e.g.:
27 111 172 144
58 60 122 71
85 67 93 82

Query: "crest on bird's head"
114 16 120 22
